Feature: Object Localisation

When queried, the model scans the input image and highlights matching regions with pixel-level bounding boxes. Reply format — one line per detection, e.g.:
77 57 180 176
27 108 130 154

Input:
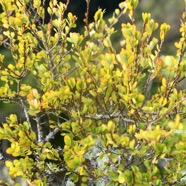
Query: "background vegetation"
0 0 185 185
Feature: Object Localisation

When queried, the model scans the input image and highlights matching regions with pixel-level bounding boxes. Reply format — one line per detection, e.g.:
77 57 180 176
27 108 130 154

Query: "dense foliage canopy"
0 0 186 185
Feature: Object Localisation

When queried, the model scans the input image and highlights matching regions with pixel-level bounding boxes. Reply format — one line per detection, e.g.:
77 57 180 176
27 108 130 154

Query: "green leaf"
124 170 133 184
109 171 119 181
67 32 83 45
67 157 80 170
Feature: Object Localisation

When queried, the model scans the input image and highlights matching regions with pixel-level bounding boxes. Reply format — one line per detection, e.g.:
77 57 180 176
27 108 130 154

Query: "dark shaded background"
67 0 184 54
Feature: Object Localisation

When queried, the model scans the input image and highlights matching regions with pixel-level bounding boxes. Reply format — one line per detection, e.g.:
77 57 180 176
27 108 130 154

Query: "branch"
84 0 90 34
34 114 43 143
149 97 186 124
85 113 135 123
52 48 75 71
0 150 5 161
18 97 32 131
181 173 186 182
44 128 60 143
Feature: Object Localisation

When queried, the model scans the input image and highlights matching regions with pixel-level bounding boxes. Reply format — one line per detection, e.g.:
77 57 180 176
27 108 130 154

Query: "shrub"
0 0 186 185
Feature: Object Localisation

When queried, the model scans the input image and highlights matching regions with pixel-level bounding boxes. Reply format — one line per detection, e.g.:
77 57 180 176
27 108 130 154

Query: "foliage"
0 0 186 185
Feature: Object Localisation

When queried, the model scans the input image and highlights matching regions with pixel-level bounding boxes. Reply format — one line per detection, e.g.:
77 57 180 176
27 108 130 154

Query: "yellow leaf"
118 172 125 183
129 139 135 149
64 135 72 146
5 160 13 167
107 121 115 132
